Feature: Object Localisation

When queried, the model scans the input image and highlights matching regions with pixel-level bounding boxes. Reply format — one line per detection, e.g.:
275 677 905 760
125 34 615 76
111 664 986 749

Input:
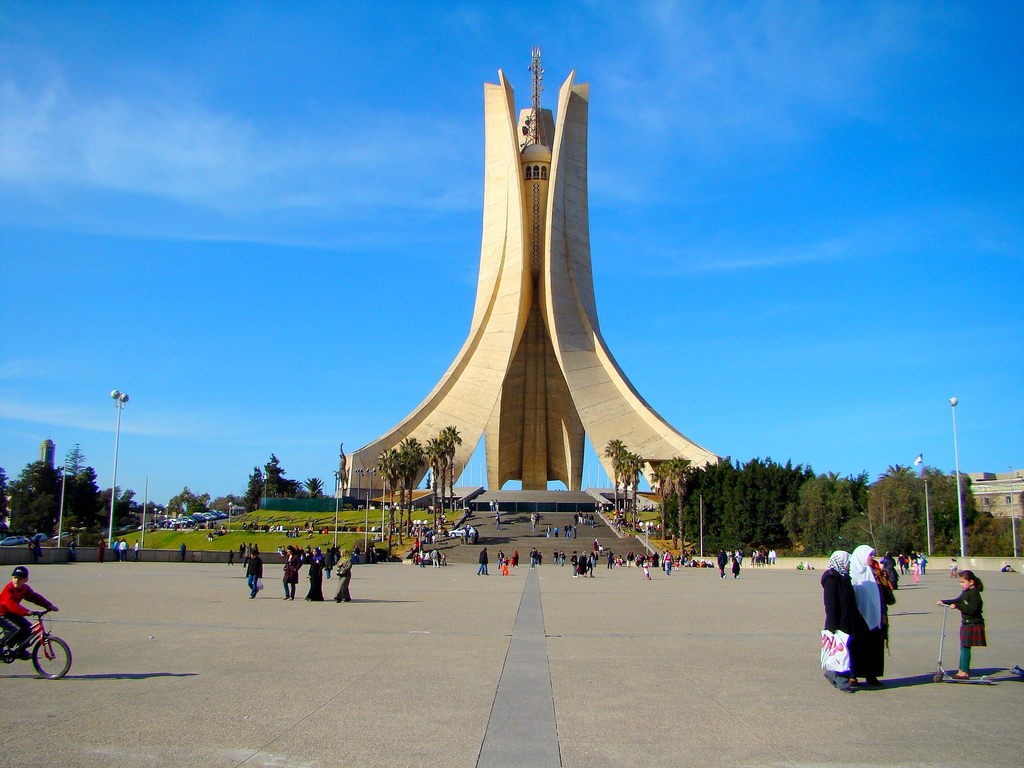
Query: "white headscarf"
850 545 881 630
828 550 851 576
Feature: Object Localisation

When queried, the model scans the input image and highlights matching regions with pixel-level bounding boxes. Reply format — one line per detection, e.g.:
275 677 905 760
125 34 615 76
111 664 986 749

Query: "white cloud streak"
0 66 477 223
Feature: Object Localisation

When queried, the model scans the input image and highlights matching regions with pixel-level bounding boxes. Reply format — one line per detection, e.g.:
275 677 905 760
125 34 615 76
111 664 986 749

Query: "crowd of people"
240 542 365 603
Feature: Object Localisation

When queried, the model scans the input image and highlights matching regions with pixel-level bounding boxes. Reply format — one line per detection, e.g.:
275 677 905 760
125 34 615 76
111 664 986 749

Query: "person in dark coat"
282 546 301 600
938 570 986 679
305 548 325 601
334 550 352 602
849 545 891 687
717 549 728 579
246 551 264 599
477 547 489 576
821 551 856 690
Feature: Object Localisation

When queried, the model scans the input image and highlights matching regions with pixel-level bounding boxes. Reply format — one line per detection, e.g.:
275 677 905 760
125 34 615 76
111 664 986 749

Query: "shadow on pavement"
66 672 199 680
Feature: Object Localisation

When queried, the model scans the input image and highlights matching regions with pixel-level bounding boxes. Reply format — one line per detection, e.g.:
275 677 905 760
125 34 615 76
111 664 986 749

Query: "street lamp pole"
949 397 966 558
1011 467 1019 560
108 390 129 547
141 476 148 549
333 470 341 550
363 469 372 554
924 478 932 557
56 459 68 552
699 494 704 559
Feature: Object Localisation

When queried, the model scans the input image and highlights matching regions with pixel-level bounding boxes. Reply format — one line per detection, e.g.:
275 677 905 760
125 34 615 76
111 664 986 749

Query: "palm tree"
440 425 462 516
659 457 692 548
424 437 446 528
377 448 401 550
604 439 626 515
305 477 324 498
621 451 645 528
881 464 913 480
651 461 671 540
398 437 425 536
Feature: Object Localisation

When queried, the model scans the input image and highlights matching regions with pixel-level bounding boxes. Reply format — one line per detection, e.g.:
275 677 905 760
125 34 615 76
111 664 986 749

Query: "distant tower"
40 438 55 468
349 52 718 490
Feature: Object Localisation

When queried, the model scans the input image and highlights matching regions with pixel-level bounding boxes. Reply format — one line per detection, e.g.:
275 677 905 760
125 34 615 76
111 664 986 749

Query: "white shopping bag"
821 630 851 673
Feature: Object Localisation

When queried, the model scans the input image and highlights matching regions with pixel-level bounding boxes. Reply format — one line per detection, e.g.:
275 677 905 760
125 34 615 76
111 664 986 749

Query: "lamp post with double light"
108 390 129 547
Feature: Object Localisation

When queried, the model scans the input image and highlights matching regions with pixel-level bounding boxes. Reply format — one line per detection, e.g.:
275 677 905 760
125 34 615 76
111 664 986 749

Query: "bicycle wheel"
32 635 72 679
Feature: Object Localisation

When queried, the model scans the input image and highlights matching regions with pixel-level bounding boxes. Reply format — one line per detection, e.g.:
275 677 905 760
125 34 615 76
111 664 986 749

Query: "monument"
349 50 718 490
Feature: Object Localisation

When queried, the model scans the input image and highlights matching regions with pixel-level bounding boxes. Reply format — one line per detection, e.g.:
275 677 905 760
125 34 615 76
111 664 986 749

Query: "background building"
968 470 1024 519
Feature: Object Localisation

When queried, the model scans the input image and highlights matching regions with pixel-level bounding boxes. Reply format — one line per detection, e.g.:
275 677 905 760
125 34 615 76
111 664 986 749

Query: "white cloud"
584 1 937 174
0 66 477 223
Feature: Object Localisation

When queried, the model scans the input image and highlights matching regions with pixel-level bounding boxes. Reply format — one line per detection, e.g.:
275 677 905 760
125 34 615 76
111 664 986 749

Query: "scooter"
934 605 994 684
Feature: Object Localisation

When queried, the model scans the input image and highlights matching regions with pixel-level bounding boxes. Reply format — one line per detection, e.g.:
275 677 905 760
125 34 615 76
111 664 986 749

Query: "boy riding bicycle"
0 566 58 658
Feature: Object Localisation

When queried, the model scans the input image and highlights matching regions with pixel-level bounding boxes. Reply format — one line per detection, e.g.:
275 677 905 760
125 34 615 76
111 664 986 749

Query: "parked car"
447 527 468 538
0 536 31 546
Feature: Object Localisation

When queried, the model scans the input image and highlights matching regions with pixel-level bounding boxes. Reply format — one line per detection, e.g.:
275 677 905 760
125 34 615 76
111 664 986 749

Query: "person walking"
717 549 728 579
849 545 892 687
246 549 264 598
938 570 986 680
731 551 741 579
477 547 489 576
282 545 301 600
821 550 856 691
334 549 353 602
305 548 325 601
179 542 187 562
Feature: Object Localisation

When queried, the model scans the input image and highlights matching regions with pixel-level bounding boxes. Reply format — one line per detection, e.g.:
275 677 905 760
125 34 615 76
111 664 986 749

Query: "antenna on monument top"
528 46 545 146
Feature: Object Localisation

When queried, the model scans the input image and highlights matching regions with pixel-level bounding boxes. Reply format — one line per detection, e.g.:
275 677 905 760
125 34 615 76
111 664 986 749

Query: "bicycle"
0 609 72 679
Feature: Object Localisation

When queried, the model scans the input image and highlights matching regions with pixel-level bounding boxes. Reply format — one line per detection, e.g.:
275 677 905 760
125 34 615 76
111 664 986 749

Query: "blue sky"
1 2 1021 505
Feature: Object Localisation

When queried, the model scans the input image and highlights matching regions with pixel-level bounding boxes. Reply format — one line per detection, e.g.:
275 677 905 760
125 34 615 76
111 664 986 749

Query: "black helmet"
12 566 28 579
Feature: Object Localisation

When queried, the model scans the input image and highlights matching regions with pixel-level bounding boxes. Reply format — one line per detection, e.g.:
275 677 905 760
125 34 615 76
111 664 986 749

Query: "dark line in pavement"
476 567 561 767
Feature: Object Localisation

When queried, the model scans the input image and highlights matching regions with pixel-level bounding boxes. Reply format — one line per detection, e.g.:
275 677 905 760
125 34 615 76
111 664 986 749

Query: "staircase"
412 510 648 565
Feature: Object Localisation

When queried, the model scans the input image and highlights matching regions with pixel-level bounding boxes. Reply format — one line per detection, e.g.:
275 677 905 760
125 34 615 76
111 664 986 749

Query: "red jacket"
0 582 55 617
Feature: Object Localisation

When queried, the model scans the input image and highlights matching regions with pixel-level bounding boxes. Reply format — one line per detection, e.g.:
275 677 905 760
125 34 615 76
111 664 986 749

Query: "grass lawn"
117 508 402 555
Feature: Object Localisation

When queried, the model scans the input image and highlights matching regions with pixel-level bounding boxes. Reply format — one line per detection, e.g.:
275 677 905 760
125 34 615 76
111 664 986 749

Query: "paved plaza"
2 559 1022 767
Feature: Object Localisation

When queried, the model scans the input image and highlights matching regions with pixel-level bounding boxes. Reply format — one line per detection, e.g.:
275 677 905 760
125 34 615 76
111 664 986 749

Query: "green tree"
264 454 300 499
0 466 9 530
783 473 866 555
621 451 645 527
305 478 325 498
210 494 243 512
398 437 425 535
168 487 211 518
243 467 265 512
680 458 812 552
63 461 103 532
654 457 691 548
867 465 924 554
99 486 137 531
424 437 446 524
377 448 402 550
440 426 462 514
604 439 626 514
7 460 61 534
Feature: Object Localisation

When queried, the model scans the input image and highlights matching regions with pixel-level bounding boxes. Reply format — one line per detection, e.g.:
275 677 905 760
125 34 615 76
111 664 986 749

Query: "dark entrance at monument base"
468 490 604 514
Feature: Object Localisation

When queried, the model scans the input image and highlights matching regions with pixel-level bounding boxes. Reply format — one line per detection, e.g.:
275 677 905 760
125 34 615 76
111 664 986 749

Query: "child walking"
937 569 985 680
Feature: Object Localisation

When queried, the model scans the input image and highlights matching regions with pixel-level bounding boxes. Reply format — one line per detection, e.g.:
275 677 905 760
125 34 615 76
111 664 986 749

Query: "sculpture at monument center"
349 52 718 491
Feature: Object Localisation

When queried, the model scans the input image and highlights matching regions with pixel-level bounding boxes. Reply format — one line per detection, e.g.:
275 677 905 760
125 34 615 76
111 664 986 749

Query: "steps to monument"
408 511 647 565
